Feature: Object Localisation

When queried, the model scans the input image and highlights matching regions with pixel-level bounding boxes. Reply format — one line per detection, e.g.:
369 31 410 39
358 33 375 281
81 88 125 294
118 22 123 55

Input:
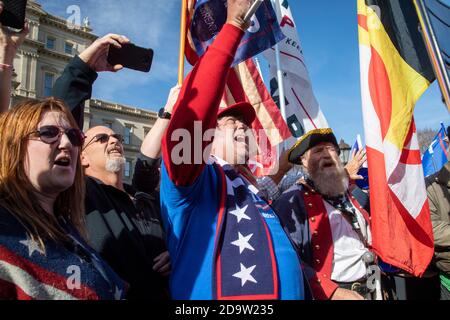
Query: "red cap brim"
217 102 256 127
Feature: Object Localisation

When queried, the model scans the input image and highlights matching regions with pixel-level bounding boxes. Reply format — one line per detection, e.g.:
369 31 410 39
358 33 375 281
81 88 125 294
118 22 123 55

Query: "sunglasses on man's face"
29 125 85 147
82 133 124 151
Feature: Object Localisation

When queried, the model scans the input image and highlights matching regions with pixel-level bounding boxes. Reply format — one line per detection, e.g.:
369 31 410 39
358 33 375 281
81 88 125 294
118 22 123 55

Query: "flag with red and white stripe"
357 0 435 276
0 211 125 300
184 0 291 176
222 60 292 177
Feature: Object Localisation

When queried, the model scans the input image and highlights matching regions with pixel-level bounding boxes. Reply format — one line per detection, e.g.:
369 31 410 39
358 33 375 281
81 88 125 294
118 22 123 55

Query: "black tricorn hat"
287 128 340 165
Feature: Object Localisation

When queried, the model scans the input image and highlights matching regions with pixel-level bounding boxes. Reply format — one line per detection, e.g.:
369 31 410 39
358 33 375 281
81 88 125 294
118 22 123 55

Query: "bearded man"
273 128 373 300
51 33 174 299
77 126 171 300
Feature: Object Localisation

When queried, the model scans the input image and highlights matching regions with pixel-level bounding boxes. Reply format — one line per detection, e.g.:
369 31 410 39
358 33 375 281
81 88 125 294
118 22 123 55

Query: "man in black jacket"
53 34 171 300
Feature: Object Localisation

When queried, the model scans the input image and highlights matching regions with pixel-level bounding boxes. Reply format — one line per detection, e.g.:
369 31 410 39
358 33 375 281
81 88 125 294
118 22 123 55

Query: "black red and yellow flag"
358 0 436 276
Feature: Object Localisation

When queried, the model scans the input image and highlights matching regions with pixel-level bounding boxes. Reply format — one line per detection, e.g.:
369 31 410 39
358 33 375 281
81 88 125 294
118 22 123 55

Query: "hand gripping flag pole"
244 0 265 23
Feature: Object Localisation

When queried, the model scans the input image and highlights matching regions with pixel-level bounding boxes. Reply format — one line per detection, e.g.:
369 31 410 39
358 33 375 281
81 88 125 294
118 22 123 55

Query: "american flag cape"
0 209 125 300
212 158 278 299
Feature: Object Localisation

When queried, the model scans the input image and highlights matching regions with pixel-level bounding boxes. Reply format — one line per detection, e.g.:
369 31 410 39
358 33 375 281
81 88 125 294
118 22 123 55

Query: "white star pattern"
20 236 45 257
231 232 255 254
114 287 123 300
230 177 246 190
229 205 251 223
233 263 257 287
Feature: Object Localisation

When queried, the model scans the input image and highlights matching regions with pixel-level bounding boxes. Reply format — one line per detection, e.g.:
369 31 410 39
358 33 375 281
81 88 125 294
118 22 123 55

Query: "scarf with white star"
212 162 278 300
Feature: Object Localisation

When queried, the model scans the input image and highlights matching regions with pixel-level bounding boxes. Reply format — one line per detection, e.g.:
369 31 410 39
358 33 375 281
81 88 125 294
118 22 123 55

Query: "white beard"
309 162 349 197
105 157 125 173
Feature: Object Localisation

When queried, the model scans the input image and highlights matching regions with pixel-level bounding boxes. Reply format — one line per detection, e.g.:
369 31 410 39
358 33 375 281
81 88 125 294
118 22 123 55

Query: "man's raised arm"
162 0 251 186
52 34 129 128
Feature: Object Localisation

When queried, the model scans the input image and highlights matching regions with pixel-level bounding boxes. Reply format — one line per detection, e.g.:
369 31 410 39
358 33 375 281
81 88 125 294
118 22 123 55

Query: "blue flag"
422 124 449 177
190 0 285 66
350 135 369 190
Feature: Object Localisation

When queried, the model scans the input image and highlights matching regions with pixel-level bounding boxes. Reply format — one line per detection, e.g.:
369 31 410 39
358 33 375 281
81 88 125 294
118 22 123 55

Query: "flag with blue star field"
190 0 285 66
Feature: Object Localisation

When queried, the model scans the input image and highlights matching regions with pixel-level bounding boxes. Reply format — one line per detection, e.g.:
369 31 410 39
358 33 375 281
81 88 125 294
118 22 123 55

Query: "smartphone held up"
107 43 154 73
0 0 27 30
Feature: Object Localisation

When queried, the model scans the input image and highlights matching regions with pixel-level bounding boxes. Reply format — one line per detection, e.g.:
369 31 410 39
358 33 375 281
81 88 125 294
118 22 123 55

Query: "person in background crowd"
426 126 450 300
140 85 181 186
52 34 172 300
273 128 373 300
0 2 28 112
0 99 125 300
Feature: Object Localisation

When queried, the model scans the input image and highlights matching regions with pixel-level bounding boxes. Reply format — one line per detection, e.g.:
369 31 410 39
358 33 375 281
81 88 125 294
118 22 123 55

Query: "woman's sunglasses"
29 125 85 147
82 133 124 151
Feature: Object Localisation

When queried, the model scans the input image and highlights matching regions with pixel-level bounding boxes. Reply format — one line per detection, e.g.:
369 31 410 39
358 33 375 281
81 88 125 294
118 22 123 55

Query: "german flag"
358 0 436 276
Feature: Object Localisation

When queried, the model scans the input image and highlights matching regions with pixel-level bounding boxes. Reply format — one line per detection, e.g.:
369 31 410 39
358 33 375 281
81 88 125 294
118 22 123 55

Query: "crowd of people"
0 0 449 300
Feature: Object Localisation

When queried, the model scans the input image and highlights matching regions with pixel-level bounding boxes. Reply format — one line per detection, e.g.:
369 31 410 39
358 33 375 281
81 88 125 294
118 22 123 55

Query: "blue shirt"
160 161 305 300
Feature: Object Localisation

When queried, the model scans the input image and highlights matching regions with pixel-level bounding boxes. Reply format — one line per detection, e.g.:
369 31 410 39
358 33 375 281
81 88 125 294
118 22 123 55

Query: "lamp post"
339 139 351 165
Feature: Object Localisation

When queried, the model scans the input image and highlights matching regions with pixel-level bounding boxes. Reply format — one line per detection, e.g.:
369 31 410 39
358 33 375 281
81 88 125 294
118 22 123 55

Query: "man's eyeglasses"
28 125 85 147
217 116 248 129
83 133 124 151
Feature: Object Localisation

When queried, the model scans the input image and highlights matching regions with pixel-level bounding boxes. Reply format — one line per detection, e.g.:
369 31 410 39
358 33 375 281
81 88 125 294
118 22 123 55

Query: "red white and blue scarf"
212 158 278 300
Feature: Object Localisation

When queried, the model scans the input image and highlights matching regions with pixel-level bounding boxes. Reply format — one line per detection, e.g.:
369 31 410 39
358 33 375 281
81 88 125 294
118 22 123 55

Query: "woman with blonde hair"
0 98 126 300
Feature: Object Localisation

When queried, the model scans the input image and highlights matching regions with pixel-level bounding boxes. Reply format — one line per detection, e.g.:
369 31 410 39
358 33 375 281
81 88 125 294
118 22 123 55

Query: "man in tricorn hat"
273 128 373 300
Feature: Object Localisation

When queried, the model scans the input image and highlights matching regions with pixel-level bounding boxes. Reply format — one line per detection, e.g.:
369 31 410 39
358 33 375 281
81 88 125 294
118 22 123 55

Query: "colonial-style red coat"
272 183 371 300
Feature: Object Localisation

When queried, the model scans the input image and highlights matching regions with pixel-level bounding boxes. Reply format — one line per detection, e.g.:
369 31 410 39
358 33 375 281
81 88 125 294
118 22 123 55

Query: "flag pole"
254 57 265 83
441 122 449 158
413 0 450 110
271 0 287 155
271 0 287 124
178 0 188 85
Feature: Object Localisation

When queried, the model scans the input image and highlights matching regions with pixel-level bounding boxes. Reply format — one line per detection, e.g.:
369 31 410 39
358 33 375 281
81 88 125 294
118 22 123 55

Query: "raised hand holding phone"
79 33 130 73
0 0 27 30
0 1 29 64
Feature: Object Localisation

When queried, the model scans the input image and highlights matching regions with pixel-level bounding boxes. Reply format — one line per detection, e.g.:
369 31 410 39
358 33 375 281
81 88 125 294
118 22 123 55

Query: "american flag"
184 0 292 177
189 0 285 67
